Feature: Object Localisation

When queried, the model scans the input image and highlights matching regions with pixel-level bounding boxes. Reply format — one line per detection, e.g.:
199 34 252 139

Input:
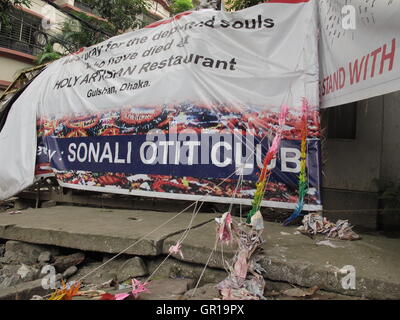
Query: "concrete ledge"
1 207 399 299
163 220 400 300
0 206 215 256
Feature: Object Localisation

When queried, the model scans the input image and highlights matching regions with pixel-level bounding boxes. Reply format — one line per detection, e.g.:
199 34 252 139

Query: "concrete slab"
0 206 216 256
163 220 400 299
1 206 399 299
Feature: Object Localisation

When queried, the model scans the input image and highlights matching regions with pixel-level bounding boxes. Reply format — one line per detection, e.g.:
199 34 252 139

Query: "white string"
75 202 197 283
190 237 218 297
147 163 244 283
75 165 244 285
145 200 204 282
191 162 245 295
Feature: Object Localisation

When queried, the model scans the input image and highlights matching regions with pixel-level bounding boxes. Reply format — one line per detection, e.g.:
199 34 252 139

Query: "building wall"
148 1 171 19
0 0 68 89
0 0 170 92
0 57 33 83
323 96 384 193
30 0 70 23
322 92 400 230
380 91 400 182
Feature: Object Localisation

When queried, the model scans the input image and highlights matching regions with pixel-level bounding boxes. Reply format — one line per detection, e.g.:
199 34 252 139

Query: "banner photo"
1 2 322 210
319 0 400 108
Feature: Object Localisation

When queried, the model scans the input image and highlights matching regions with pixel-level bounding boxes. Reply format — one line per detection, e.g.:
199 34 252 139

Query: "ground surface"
0 206 399 299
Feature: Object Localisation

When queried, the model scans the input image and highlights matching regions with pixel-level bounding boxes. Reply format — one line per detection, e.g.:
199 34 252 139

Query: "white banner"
0 2 321 210
319 0 400 108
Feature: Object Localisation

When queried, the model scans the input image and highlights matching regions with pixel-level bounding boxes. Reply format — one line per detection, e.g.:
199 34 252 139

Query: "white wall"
0 57 33 83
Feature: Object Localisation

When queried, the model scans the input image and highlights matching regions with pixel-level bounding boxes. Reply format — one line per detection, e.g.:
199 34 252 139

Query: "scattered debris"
216 211 266 300
117 256 148 282
169 243 184 259
63 266 78 279
3 241 58 265
100 293 117 300
0 198 16 212
48 280 81 300
115 292 131 300
53 252 85 272
215 212 233 244
327 220 361 241
316 240 343 248
38 251 52 264
0 274 20 289
7 210 22 215
17 264 40 281
100 278 116 289
99 278 150 300
250 210 264 231
282 285 319 298
298 213 361 240
78 289 106 299
131 278 150 298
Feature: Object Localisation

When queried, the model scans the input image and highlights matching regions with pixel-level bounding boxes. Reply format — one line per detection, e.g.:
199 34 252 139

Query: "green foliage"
57 12 115 53
226 0 265 11
35 43 62 65
171 0 194 15
0 0 31 28
54 0 149 54
83 0 149 33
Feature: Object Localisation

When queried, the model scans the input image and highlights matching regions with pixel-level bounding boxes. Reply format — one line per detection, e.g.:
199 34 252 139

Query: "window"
323 102 357 139
0 12 43 56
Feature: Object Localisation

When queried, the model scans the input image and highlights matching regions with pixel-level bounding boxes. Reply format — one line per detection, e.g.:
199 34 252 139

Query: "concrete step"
0 206 215 256
164 220 400 300
1 206 399 299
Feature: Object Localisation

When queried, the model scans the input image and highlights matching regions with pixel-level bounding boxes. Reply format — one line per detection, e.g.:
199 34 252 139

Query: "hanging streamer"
283 99 309 226
246 105 289 224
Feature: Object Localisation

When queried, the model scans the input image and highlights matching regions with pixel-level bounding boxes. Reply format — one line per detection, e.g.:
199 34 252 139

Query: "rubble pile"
298 213 361 241
0 240 83 291
0 199 15 212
